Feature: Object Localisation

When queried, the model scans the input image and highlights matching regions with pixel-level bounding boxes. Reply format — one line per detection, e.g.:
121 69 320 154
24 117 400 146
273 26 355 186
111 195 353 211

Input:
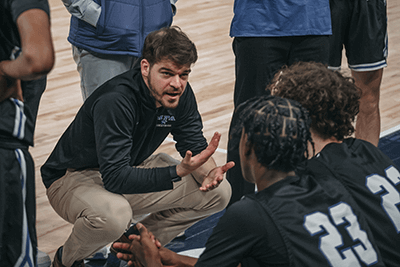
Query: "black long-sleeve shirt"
41 61 207 194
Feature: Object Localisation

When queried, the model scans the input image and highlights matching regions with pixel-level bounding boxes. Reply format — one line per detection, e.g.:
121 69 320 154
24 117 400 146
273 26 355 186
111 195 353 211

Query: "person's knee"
84 199 132 241
206 179 232 212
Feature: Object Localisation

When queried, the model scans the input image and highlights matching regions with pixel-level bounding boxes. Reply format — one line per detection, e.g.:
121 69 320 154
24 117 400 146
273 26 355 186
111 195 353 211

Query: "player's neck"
257 169 295 192
310 130 342 156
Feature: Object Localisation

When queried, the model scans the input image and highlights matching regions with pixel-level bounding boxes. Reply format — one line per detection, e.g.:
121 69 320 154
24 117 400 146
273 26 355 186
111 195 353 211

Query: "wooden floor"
32 0 400 259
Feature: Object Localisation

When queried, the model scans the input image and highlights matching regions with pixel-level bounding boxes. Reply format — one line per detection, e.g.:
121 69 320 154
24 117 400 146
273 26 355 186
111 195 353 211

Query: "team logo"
156 115 175 127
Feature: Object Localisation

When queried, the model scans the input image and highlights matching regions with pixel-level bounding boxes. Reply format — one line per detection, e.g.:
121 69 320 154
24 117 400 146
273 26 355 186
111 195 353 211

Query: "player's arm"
0 8 55 102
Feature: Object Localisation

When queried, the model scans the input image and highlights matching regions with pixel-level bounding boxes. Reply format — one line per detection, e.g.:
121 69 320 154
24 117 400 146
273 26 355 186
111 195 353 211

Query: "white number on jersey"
366 165 400 232
304 202 378 267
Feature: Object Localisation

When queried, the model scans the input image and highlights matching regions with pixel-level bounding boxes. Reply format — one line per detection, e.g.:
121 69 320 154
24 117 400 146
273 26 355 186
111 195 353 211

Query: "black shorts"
328 0 388 71
0 147 37 267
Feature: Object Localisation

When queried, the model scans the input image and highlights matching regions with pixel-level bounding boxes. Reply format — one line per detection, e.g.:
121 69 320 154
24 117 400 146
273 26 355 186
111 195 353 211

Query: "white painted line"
380 124 400 138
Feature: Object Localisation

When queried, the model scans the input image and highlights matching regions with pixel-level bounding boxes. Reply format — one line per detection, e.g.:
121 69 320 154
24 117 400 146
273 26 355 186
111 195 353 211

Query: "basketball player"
273 61 400 267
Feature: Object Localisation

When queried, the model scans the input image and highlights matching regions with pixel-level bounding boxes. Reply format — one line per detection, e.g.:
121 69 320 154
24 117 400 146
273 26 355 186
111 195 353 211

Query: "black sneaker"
52 246 85 267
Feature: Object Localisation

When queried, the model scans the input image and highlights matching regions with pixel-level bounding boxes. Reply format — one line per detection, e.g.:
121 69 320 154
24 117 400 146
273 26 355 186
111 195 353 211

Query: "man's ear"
141 59 150 78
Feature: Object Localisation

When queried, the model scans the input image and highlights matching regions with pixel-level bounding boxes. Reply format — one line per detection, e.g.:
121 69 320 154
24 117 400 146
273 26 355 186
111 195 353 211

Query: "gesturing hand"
176 132 221 178
199 160 235 192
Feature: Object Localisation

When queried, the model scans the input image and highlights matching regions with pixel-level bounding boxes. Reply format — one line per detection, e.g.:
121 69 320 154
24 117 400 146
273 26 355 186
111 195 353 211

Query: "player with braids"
229 95 313 173
112 95 384 267
274 61 400 267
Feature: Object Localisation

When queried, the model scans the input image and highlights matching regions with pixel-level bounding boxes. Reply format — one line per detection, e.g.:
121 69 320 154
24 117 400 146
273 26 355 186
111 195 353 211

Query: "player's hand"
114 223 162 267
0 71 23 103
176 132 221 178
199 161 235 192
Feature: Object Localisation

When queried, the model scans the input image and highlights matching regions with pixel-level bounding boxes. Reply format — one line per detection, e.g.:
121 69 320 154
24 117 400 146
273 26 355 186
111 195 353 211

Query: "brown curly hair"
271 62 361 141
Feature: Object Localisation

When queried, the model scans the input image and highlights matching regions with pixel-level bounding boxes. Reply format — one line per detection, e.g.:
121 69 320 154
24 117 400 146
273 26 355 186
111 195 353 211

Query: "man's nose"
170 75 181 88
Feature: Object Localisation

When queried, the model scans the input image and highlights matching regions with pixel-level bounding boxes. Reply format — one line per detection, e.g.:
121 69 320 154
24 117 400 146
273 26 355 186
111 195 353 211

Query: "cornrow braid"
230 95 313 172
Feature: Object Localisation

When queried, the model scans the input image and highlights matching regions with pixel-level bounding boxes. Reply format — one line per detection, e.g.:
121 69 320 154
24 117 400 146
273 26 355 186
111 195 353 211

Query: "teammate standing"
0 0 55 266
328 0 388 146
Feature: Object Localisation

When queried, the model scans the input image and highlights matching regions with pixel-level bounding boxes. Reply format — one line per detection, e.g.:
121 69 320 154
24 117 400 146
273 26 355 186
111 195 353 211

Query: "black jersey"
0 0 50 149
196 174 385 267
307 138 400 267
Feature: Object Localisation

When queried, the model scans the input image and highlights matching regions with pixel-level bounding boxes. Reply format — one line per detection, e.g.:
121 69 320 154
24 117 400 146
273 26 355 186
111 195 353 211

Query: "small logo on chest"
156 115 175 127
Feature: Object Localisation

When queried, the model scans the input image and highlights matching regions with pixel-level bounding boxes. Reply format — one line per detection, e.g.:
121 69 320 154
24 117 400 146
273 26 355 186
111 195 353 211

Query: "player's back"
307 138 400 267
253 173 385 267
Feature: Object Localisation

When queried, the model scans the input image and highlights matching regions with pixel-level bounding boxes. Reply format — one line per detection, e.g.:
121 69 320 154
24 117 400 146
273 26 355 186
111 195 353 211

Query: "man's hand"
176 132 222 178
199 160 234 192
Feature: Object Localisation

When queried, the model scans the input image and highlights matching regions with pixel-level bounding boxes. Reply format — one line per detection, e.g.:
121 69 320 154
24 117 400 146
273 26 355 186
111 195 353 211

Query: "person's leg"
288 35 330 66
0 147 36 267
352 69 383 146
227 37 290 206
124 153 231 245
342 0 387 145
47 170 133 266
72 46 138 100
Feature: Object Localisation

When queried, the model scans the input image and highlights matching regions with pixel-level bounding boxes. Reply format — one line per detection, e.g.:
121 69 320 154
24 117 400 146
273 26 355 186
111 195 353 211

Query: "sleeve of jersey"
92 91 175 194
195 199 270 267
11 0 50 22
171 84 208 157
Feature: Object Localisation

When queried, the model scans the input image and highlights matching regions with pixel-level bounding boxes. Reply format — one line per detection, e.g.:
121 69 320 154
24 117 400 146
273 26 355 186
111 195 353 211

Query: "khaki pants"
47 153 231 266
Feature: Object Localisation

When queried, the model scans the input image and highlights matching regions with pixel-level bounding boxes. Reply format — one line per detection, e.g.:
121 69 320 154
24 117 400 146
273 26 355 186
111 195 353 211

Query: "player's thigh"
328 0 351 68
0 147 36 266
233 37 289 107
289 35 330 66
345 0 387 70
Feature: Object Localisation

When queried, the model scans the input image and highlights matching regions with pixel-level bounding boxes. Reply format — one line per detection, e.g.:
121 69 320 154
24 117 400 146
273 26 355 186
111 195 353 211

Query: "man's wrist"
170 166 182 182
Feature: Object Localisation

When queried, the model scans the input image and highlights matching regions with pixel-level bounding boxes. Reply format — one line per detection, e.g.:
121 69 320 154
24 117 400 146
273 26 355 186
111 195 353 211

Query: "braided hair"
230 95 313 172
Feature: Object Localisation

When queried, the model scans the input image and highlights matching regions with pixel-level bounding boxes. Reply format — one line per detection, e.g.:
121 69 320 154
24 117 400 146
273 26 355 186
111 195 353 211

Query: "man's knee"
83 198 133 241
206 179 232 212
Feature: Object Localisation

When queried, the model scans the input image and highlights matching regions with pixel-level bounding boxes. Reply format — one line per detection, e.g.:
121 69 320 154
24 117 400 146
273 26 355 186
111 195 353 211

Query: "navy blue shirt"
230 0 331 37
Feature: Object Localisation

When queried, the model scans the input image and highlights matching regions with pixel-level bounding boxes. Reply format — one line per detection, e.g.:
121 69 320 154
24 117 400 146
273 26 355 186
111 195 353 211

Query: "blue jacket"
230 0 331 37
66 0 174 56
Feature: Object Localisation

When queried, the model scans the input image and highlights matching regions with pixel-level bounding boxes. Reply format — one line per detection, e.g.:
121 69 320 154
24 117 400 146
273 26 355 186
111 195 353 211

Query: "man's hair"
271 62 361 141
142 26 198 66
230 95 313 172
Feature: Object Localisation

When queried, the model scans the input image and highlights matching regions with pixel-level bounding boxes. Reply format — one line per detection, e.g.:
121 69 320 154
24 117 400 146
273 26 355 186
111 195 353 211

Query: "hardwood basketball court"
32 0 400 259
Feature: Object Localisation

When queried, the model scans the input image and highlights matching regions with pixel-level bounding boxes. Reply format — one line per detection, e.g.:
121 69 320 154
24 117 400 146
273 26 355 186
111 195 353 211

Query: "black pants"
0 147 37 267
227 35 329 206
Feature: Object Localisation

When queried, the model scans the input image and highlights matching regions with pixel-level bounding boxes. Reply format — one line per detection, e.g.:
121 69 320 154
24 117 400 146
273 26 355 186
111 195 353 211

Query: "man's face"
141 58 191 109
